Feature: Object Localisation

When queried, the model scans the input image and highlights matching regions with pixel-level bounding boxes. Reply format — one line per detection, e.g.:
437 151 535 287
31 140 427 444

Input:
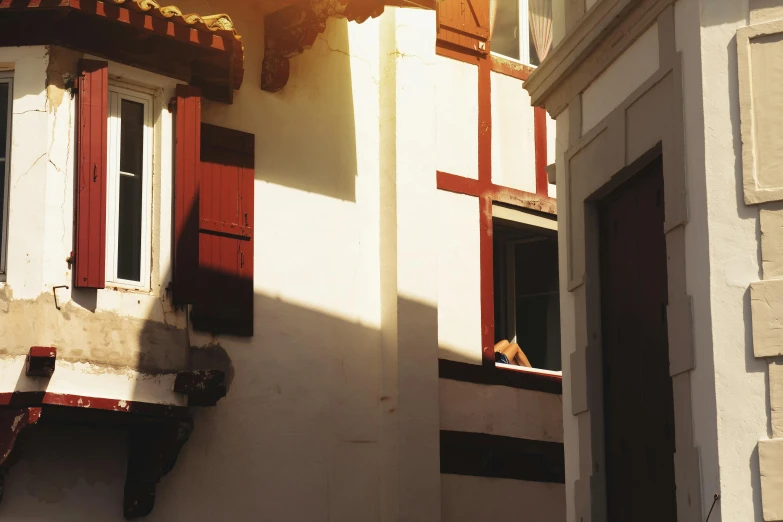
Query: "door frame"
559 10 703 520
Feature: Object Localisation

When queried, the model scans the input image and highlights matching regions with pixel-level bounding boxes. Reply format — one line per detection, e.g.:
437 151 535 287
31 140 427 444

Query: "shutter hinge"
66 251 74 270
64 74 79 97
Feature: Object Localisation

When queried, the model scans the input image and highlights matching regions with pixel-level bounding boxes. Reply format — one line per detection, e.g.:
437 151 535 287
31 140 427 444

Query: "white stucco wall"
491 70 537 193
438 190 482 364
697 2 766 521
436 55 479 179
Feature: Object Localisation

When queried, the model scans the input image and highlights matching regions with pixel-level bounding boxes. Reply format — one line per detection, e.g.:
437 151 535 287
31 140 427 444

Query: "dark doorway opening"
598 156 677 521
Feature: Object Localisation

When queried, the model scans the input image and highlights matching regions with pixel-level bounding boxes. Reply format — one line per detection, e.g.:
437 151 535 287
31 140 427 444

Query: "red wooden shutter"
75 60 108 289
173 85 202 305
191 124 254 337
437 0 490 54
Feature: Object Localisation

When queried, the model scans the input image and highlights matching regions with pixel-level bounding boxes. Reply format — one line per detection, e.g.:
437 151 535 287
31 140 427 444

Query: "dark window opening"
116 99 144 282
493 217 561 371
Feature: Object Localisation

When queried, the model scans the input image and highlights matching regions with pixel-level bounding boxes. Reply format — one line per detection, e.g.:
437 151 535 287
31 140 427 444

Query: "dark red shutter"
173 85 202 305
191 124 254 337
75 60 108 289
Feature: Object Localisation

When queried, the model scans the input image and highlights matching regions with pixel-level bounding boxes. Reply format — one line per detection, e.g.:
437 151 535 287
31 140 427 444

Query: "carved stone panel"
738 21 783 204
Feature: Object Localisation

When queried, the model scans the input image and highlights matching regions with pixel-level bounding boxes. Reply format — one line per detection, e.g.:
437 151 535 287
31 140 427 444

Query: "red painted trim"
534 106 549 196
489 54 533 81
436 171 482 195
0 392 189 418
478 58 492 187
435 41 483 64
479 196 495 366
75 59 109 289
173 85 202 306
492 184 557 214
437 172 557 215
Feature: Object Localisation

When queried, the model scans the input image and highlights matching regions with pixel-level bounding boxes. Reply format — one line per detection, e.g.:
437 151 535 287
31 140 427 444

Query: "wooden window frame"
0 72 11 279
105 84 154 290
491 204 562 376
490 0 536 65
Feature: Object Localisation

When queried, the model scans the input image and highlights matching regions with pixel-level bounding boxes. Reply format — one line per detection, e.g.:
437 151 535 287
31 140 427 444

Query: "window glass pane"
0 83 8 161
117 99 144 282
0 82 9 264
492 0 519 60
120 99 144 175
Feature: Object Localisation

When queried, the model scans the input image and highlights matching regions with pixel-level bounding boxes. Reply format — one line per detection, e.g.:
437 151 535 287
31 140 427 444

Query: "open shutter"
191 124 254 337
75 60 108 289
172 85 202 305
437 0 490 54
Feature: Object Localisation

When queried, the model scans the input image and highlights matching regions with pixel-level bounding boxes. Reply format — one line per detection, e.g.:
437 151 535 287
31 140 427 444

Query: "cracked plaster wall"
0 45 189 388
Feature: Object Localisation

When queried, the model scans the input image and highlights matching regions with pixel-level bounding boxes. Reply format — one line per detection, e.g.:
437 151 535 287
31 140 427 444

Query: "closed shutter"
437 0 490 54
191 123 254 337
75 60 109 289
172 85 202 305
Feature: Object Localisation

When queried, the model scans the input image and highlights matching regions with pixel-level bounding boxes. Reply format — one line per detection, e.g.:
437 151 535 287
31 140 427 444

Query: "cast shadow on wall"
0 294 440 522
240 18 359 203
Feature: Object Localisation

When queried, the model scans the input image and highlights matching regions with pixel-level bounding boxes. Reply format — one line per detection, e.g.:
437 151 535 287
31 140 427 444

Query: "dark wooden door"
599 157 677 522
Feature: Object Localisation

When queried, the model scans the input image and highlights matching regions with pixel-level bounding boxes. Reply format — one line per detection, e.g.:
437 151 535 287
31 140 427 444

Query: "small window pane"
120 99 144 175
0 81 9 269
492 0 520 60
0 82 8 160
116 99 145 282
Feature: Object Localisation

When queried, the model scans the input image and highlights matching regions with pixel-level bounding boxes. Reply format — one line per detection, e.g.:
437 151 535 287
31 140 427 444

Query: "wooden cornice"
523 0 673 117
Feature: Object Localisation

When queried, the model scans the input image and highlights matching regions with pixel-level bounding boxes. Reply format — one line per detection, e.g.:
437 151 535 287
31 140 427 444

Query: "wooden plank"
75 59 108 289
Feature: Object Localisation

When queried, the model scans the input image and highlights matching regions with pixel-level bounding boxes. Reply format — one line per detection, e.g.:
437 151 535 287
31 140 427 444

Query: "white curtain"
529 0 553 61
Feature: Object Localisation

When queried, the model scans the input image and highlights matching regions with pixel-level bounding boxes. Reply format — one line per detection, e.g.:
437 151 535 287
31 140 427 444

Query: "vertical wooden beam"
534 106 549 195
477 56 495 366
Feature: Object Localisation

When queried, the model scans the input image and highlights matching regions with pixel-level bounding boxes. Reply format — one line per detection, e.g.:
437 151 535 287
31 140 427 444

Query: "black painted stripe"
439 359 562 394
440 430 565 484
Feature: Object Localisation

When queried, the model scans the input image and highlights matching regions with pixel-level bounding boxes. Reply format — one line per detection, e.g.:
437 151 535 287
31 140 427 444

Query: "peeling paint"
0 290 188 372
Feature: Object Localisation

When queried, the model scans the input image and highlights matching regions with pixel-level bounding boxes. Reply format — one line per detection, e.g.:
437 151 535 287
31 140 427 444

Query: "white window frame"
0 73 12 279
105 84 154 290
491 0 533 65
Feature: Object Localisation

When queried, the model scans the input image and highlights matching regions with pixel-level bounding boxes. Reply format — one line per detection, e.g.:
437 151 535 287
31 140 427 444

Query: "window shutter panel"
173 85 202 305
437 0 490 54
75 60 109 289
191 124 254 337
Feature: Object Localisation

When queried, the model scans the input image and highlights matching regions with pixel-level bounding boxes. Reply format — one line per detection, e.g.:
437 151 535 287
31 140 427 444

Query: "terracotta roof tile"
110 0 241 40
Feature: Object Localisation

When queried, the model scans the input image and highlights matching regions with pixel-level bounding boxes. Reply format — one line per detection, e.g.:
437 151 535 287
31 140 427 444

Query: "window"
0 74 11 277
491 0 552 65
106 86 153 288
493 205 561 372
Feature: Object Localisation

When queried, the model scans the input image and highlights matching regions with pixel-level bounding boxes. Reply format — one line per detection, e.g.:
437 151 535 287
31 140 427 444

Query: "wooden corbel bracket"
174 370 227 407
0 407 42 503
261 0 386 92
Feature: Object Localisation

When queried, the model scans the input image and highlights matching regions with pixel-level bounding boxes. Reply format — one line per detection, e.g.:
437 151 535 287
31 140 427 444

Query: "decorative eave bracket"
261 0 431 92
0 359 228 519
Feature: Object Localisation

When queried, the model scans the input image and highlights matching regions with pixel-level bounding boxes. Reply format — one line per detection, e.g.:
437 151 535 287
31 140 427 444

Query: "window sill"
489 53 536 82
495 362 562 377
438 358 562 394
